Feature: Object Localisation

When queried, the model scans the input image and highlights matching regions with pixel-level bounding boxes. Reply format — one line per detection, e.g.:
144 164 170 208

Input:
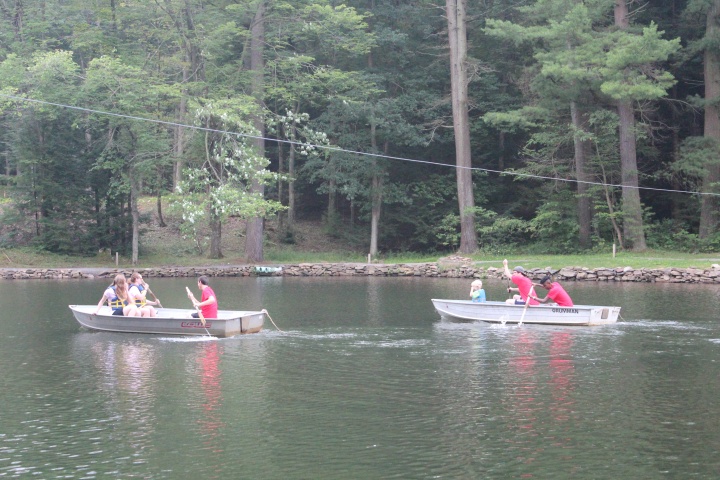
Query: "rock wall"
1 263 719 283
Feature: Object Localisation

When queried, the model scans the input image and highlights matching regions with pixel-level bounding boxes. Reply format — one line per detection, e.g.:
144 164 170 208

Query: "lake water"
1 276 719 479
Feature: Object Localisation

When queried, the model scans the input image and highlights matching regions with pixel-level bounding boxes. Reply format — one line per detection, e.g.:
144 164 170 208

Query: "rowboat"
431 299 620 326
252 266 282 276
68 305 265 337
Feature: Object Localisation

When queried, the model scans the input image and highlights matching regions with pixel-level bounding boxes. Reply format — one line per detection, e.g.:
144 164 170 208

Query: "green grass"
1 245 719 270
465 250 720 270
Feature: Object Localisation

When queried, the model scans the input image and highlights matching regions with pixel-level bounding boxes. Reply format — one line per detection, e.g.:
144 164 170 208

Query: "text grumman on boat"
431 299 620 326
68 305 265 337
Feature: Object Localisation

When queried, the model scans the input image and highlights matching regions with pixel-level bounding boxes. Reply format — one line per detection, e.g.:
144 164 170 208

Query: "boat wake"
156 336 220 342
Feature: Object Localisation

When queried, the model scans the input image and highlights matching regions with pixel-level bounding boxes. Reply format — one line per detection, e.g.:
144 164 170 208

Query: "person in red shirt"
190 276 219 319
530 276 574 307
503 259 539 305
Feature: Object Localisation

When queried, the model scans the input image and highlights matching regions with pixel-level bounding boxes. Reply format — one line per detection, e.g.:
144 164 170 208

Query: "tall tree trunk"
700 0 720 238
446 0 477 253
244 0 267 262
173 63 188 190
288 126 296 229
209 212 223 258
570 101 593 249
277 129 285 231
614 0 646 251
130 169 140 265
156 188 166 227
327 182 337 226
369 120 382 257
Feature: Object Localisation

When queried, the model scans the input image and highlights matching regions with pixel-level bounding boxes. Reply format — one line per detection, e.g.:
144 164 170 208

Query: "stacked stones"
1 263 719 283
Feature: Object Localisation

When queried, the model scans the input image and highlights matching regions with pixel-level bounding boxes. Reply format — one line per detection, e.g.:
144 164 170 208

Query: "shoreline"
1 262 719 283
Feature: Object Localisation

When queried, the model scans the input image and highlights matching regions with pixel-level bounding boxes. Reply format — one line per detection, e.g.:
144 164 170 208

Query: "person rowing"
128 272 160 317
93 274 140 316
187 276 218 319
503 259 539 306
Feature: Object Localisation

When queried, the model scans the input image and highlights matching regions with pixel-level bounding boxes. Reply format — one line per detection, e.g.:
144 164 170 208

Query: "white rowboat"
431 299 620 326
69 305 265 337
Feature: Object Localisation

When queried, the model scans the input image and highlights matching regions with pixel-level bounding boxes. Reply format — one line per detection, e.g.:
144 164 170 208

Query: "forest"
0 0 718 263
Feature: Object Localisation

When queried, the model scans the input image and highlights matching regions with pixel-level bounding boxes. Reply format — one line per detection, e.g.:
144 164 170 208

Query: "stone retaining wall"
1 263 719 283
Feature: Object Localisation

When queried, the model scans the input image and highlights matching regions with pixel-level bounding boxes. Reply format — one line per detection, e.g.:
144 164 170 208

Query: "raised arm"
502 259 512 279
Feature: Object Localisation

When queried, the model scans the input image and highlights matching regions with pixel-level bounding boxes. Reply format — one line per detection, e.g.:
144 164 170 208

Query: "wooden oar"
185 286 206 326
146 286 163 308
519 285 535 326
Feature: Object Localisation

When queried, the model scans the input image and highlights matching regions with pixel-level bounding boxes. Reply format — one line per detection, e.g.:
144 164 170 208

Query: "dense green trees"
0 0 718 258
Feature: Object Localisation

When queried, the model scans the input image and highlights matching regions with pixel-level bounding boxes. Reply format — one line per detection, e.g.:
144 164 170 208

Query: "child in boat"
469 279 486 303
94 274 140 316
128 272 159 317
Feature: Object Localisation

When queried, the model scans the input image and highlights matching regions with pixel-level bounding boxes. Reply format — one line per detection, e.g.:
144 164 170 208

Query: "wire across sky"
0 92 716 197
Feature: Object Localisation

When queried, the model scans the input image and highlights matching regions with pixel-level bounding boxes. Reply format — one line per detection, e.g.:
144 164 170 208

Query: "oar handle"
146 287 163 308
185 286 205 326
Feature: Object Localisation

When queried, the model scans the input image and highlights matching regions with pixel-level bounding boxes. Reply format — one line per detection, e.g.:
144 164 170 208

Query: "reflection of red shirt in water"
547 282 573 307
201 286 218 318
512 274 540 305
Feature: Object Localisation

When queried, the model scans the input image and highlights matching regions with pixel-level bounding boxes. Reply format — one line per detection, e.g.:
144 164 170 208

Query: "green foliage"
173 101 286 253
528 195 581 253
477 216 534 255
676 136 720 183
600 23 681 101
435 213 461 251
644 218 720 253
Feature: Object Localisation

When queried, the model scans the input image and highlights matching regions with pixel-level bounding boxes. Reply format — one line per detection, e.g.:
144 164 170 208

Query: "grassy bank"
0 245 718 271
1 198 718 270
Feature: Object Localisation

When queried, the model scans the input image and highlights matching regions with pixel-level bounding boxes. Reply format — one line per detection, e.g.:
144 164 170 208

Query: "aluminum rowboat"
431 299 620 326
69 305 265 337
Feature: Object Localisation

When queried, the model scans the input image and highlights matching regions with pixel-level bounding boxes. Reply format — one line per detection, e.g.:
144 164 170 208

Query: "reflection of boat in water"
431 299 620 326
69 305 265 337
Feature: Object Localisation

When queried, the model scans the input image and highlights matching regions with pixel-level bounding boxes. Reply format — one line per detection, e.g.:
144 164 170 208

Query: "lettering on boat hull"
181 321 213 329
551 308 579 314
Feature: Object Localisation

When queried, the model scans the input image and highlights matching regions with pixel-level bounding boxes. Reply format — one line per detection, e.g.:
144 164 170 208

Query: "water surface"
0 277 719 478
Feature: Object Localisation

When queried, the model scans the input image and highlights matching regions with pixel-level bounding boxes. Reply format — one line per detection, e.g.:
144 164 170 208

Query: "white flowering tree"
174 100 285 258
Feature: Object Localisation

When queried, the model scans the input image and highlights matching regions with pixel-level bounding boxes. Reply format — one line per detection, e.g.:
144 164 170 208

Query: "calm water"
1 276 719 479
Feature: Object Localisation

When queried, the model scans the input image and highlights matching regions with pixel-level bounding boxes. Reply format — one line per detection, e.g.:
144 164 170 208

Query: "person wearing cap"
529 276 574 307
503 259 539 305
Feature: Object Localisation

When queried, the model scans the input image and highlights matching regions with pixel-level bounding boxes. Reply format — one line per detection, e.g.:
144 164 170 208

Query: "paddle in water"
519 285 535 326
185 286 206 326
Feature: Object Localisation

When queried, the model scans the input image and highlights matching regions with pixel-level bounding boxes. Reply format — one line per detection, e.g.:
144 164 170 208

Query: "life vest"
133 284 147 307
108 285 127 310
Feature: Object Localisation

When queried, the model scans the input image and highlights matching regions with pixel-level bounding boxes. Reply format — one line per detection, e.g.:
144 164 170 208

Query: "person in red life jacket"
190 276 218 319
530 276 574 307
503 259 539 306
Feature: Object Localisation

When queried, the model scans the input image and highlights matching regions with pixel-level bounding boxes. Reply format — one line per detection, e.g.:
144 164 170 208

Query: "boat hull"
69 305 265 337
431 299 620 326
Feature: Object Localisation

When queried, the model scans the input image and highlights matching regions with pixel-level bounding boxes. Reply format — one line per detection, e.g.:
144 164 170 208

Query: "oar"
146 286 163 308
519 285 535 326
185 286 206 327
